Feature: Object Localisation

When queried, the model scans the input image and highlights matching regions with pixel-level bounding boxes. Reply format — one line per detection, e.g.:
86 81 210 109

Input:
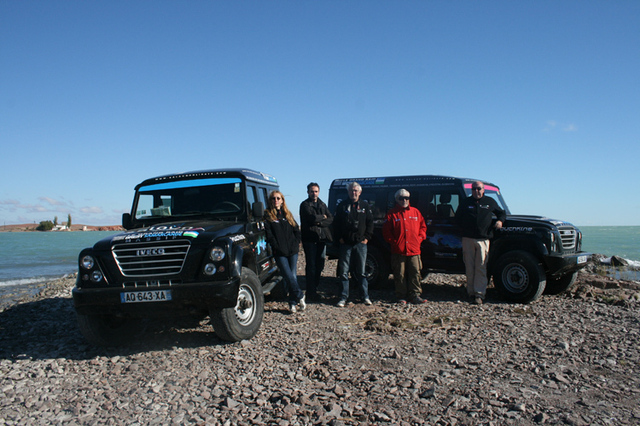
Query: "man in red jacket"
382 189 428 304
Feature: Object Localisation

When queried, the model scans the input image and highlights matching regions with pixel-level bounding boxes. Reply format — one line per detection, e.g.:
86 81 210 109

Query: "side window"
246 185 257 219
247 185 257 206
361 188 387 220
416 190 436 220
434 192 459 220
259 188 268 205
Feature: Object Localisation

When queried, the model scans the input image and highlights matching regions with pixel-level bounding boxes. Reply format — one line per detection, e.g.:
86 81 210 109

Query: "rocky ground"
1 255 639 426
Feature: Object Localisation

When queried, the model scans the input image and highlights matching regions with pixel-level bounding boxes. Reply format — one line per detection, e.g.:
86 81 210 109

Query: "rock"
0 255 638 424
610 255 629 266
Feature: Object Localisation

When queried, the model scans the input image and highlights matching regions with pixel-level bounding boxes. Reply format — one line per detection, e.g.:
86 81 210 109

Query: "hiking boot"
474 296 483 305
397 299 407 305
289 303 297 313
364 298 372 306
336 299 346 308
411 297 427 305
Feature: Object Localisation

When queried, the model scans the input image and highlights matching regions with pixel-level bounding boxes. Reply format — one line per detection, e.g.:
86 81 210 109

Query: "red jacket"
382 205 427 256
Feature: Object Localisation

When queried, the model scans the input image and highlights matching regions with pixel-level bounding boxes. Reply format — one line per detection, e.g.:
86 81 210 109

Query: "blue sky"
1 1 638 227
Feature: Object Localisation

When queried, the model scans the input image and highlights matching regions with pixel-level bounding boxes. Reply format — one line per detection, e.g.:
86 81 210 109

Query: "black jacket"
456 195 507 239
299 198 333 243
334 199 374 245
264 210 301 257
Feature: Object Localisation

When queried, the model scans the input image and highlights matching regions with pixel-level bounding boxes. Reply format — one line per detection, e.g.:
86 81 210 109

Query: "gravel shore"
1 255 639 425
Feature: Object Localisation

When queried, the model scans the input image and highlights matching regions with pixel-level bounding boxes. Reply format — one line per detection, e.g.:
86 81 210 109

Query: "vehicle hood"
91 220 245 250
505 215 578 229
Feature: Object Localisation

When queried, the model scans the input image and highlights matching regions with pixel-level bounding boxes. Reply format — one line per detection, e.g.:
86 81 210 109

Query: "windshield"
134 177 245 220
463 183 511 214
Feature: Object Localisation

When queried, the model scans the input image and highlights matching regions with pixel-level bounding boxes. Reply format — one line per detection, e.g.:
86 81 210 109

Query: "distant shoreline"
0 224 123 232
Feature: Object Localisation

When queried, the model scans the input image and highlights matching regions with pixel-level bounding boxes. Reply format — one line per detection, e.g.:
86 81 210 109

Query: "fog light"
204 263 216 275
91 270 103 282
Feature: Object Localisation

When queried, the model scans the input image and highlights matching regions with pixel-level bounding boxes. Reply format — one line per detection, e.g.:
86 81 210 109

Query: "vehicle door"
416 188 465 273
246 184 274 280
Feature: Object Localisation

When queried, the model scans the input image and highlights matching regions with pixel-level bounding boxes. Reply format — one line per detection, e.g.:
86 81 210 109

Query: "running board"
262 275 283 295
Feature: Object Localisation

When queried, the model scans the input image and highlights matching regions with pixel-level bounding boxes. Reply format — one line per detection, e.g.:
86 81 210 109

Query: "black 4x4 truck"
328 175 590 303
72 169 282 346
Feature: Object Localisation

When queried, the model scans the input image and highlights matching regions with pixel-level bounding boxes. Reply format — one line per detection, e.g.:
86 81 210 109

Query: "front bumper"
72 276 241 317
544 251 591 278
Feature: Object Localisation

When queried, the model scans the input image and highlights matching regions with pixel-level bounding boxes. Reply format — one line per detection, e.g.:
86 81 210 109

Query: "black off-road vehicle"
73 169 282 346
328 175 590 303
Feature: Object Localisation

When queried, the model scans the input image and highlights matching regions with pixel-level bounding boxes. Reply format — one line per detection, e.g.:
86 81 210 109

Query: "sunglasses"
270 196 282 200
399 196 410 201
472 187 483 191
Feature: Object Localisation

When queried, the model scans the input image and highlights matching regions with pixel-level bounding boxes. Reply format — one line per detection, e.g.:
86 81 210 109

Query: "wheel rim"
364 255 378 282
234 283 256 326
501 263 529 293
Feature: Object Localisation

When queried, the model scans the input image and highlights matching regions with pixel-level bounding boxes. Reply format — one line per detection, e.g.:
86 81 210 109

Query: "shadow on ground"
0 297 231 361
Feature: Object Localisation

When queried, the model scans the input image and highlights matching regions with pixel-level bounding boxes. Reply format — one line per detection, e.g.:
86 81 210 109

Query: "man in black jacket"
333 182 373 307
456 181 506 304
299 182 333 301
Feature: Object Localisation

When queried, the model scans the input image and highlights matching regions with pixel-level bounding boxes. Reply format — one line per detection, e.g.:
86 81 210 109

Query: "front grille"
112 240 190 277
558 226 577 251
122 279 183 289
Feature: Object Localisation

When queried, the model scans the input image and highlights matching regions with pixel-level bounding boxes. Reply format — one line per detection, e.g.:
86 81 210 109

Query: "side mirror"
252 201 264 219
122 213 133 230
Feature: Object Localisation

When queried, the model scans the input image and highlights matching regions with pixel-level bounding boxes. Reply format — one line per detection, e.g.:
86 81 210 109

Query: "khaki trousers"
391 253 423 300
462 237 490 299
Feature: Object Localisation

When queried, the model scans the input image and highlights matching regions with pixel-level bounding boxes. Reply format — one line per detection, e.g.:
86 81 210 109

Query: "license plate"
121 290 172 303
577 255 587 264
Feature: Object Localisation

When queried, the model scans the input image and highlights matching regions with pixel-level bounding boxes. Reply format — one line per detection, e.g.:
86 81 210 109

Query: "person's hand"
495 220 503 229
362 239 368 245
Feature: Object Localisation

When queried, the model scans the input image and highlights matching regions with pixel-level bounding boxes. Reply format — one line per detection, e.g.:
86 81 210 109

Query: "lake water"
0 226 637 290
580 226 640 264
0 231 120 287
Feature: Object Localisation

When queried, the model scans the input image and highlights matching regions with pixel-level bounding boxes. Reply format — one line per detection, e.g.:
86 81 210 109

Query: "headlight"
91 270 103 282
81 255 95 270
210 247 226 261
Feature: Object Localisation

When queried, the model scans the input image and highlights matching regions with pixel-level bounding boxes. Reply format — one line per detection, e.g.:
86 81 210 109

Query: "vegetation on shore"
0 223 123 232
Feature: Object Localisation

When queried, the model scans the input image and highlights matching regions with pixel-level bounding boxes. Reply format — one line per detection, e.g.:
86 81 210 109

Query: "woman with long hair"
264 190 305 313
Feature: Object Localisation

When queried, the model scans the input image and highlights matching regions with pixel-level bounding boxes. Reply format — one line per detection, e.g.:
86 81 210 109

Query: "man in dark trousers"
333 182 373 307
456 181 506 304
299 182 333 301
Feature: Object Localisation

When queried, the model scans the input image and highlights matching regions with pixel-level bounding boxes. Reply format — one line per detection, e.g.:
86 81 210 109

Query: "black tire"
544 272 578 295
77 313 138 347
493 250 546 303
210 267 264 342
363 245 391 289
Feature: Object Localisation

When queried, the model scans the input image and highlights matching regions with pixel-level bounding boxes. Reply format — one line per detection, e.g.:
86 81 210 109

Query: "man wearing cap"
382 189 427 305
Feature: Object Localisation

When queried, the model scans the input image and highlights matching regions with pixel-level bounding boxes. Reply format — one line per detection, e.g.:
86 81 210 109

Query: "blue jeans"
275 254 304 305
302 241 326 296
338 242 369 301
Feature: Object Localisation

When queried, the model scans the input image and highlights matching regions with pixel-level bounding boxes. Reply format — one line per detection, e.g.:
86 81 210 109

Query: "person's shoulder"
483 196 498 204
